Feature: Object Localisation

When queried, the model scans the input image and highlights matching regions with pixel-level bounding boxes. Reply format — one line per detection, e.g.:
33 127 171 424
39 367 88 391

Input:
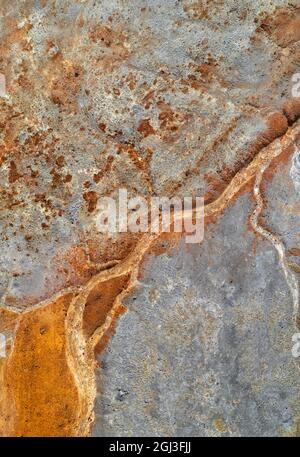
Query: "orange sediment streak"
0 294 79 437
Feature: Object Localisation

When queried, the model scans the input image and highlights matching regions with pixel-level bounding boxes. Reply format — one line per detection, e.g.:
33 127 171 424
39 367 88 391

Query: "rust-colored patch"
86 233 141 265
8 160 21 184
283 98 300 125
49 61 83 113
93 155 114 183
0 309 19 436
260 7 300 47
204 170 254 206
137 119 155 137
158 104 187 135
88 24 130 71
0 294 80 437
83 191 98 213
117 143 148 171
83 274 130 339
265 112 289 140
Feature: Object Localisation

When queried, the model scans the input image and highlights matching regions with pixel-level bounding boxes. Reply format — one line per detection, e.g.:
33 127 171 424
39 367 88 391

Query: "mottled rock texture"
0 0 299 437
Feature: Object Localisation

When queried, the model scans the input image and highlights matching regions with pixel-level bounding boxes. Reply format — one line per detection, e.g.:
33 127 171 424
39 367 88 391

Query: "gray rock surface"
94 193 300 436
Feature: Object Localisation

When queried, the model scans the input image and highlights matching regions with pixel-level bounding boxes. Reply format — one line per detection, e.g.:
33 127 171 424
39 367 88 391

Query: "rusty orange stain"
0 294 79 437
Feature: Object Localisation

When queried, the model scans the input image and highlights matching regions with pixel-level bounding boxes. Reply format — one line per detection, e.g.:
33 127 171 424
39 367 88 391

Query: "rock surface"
0 0 299 437
94 193 300 436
